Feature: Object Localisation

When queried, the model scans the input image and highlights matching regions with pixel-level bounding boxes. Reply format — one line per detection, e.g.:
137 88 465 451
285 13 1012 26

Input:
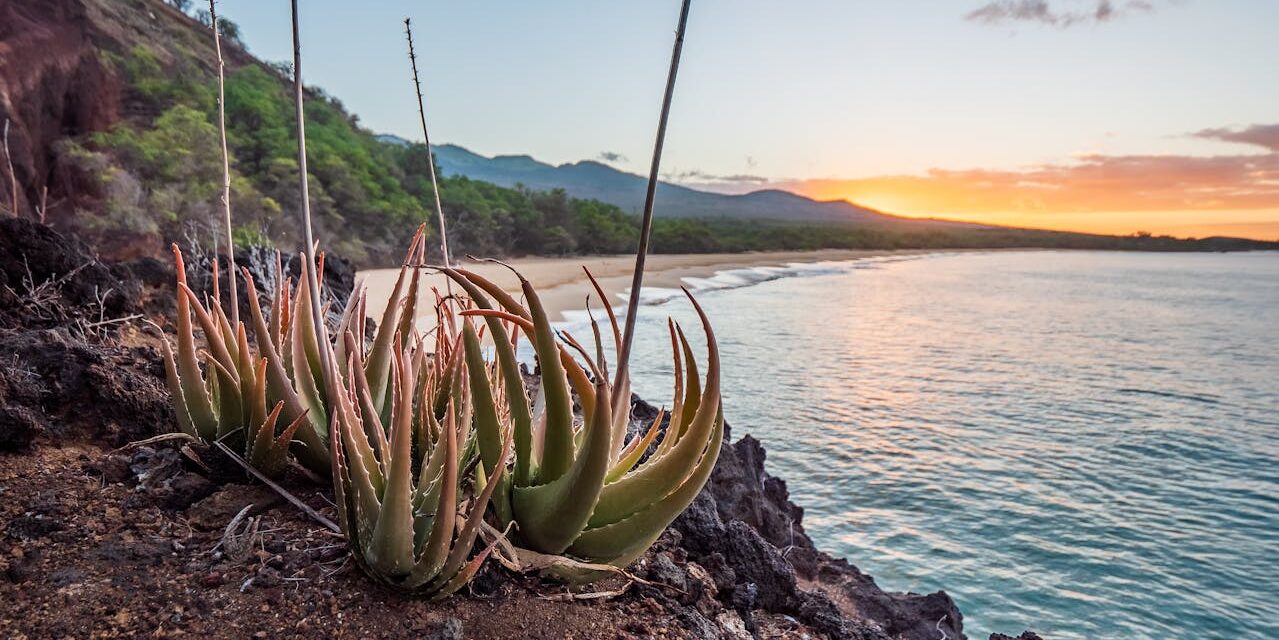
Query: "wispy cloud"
596 151 628 164
1192 124 1279 153
664 169 769 184
965 0 1162 28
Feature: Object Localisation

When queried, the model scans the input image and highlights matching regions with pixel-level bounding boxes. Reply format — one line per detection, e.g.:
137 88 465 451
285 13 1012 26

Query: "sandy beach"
357 248 941 326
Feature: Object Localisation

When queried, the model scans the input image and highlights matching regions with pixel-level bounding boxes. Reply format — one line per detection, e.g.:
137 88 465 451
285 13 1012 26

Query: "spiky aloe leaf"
289 259 329 431
510 380 613 553
512 277 575 483
567 411 723 566
442 268 534 485
242 268 329 473
367 349 418 578
587 311 721 529
364 227 426 416
169 246 218 440
606 407 664 484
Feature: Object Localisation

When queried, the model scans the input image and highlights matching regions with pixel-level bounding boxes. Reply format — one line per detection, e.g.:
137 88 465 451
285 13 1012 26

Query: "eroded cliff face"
0 0 122 219
0 0 260 244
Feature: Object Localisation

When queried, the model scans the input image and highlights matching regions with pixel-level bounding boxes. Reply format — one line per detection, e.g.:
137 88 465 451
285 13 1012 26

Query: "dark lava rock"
253 566 283 589
0 217 137 324
48 567 85 586
185 484 283 531
991 633 1045 640
116 446 217 511
0 329 173 447
424 618 464 640
645 393 964 640
5 514 65 540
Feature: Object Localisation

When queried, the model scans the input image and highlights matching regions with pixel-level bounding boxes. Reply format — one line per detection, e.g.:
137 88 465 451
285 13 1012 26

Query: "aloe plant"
327 292 506 594
446 267 723 568
161 228 433 477
160 246 315 477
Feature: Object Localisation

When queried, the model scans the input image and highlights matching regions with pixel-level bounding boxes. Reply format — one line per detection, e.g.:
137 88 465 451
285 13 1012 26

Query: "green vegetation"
76 47 649 264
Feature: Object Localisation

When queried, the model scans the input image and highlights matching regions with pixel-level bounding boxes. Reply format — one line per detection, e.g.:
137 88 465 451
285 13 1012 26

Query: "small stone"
253 566 282 589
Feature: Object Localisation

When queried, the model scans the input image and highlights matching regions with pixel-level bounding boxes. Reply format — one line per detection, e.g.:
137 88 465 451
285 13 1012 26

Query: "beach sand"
358 248 941 328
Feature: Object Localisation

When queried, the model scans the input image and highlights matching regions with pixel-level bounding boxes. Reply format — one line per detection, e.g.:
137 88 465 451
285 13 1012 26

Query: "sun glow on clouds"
684 125 1279 241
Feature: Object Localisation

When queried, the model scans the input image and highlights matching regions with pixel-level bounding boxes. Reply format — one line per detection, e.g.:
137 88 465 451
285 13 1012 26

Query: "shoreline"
358 248 966 326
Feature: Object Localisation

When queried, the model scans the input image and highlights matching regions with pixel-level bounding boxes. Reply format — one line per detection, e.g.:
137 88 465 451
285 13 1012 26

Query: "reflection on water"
605 250 1279 640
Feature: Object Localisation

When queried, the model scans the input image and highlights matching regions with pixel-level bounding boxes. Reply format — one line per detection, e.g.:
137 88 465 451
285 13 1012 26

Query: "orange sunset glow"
774 136 1279 240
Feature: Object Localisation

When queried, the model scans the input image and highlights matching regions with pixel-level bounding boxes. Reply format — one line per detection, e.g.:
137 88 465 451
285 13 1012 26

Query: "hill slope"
0 0 667 264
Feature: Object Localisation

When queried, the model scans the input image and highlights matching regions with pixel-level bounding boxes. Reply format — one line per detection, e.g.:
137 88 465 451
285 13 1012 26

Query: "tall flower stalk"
404 18 452 266
208 0 238 327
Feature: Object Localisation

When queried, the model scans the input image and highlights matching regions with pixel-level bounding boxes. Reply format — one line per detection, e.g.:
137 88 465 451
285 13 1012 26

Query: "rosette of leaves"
160 245 320 477
327 299 508 594
445 266 723 569
161 229 432 477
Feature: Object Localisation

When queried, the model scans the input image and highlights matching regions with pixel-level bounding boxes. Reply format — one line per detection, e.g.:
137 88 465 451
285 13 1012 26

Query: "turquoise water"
617 251 1279 640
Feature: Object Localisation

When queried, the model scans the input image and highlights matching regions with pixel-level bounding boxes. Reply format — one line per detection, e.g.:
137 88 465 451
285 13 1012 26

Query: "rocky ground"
0 217 1043 639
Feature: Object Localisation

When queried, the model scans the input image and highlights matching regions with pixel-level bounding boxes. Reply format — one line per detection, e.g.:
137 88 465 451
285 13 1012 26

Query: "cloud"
965 0 1161 27
596 151 628 164
665 169 769 184
1192 124 1279 153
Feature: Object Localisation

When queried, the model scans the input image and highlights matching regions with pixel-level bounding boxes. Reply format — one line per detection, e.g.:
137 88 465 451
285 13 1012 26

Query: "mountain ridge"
419 140 918 224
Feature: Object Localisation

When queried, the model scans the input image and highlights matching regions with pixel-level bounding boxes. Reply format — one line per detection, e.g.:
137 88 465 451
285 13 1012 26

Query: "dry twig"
213 441 341 534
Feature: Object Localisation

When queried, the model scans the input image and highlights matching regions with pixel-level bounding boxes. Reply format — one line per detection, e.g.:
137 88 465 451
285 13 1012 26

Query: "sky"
214 0 1279 240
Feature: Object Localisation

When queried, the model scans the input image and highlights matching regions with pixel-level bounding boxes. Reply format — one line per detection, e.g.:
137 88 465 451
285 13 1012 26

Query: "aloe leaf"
332 350 385 506
656 320 685 457
425 429 514 591
365 228 424 415
290 273 329 433
515 277 575 484
179 284 239 386
585 268 633 435
345 331 388 464
368 352 416 578
170 270 221 439
462 322 504 478
672 322 701 444
606 407 664 484
411 388 459 581
243 268 328 471
412 408 448 514
589 290 720 526
159 338 201 439
511 380 613 553
443 268 533 486
450 268 530 321
249 401 284 475
203 352 241 441
568 411 723 565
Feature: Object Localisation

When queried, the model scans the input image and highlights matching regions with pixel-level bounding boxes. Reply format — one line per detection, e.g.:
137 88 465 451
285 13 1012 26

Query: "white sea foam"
554 253 938 330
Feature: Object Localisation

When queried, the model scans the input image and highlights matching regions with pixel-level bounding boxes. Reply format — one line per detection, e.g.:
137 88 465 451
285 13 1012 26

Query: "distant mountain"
429 143 905 224
375 134 411 147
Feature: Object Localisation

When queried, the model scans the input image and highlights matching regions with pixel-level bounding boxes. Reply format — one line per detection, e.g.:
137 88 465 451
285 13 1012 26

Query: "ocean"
606 250 1279 639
